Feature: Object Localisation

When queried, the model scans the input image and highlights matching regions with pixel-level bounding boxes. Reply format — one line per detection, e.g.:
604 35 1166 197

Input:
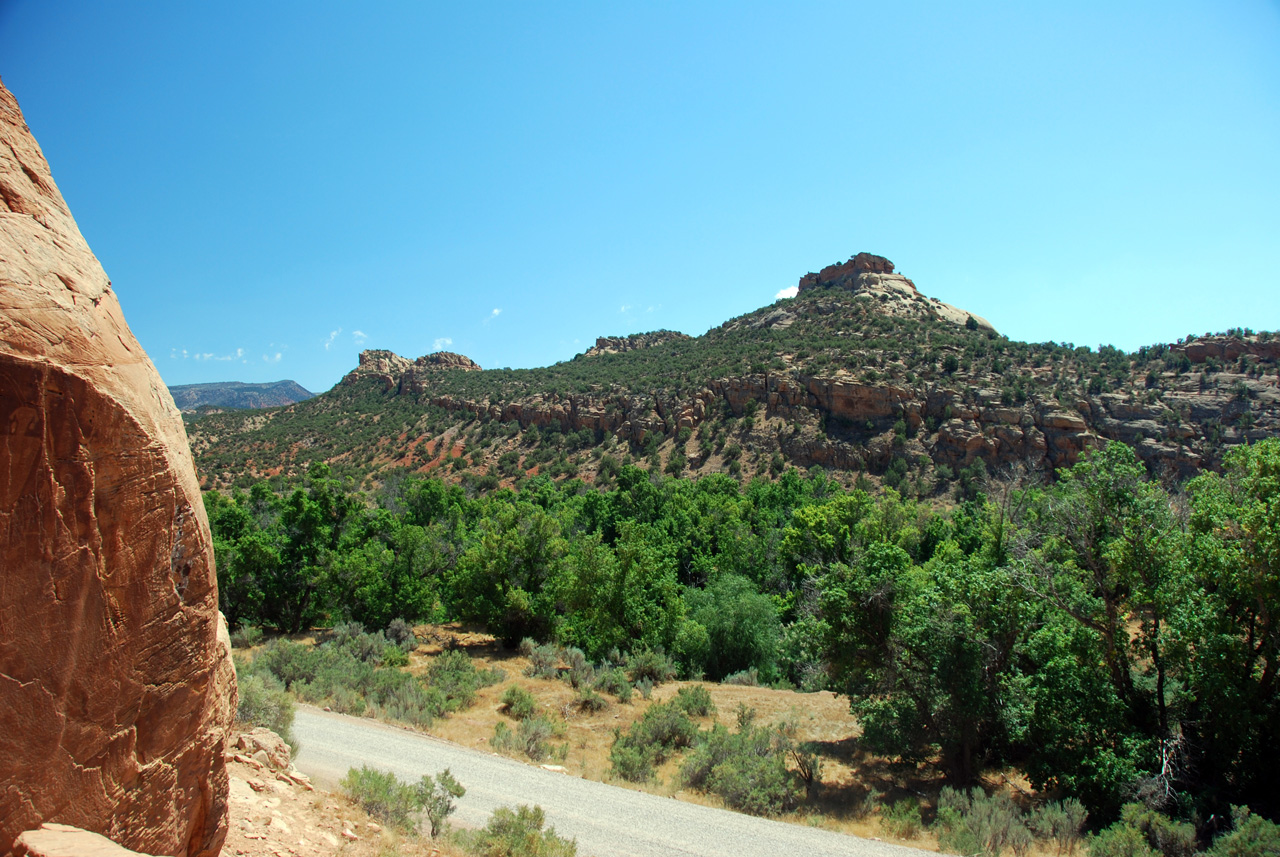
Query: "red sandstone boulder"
12 825 154 857
0 78 235 857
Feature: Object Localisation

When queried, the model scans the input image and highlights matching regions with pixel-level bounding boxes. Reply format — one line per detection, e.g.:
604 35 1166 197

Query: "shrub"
721 667 761 687
561 647 594 689
624 648 678 685
881 797 923 839
1089 824 1159 857
525 644 560 679
428 650 503 712
608 737 655 782
341 765 464 835
673 684 715 717
421 769 466 838
461 804 577 857
1206 806 1280 857
574 688 608 713
681 715 800 816
1030 798 1088 854
935 787 1032 857
341 766 419 829
609 701 698 781
1097 805 1196 857
500 685 537 721
593 668 632 702
636 677 654 700
493 715 564 762
230 624 264 649
235 672 296 748
385 618 416 649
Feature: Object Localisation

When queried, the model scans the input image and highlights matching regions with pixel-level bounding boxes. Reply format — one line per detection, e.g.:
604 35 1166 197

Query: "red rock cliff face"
0 79 235 856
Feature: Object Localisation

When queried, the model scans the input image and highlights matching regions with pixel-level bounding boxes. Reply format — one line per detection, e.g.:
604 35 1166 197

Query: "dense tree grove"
208 440 1280 833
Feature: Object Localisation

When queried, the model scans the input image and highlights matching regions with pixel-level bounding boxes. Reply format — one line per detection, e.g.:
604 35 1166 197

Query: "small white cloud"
263 352 283 363
775 285 799 300
352 330 367 345
620 304 632 313
324 327 342 350
433 336 453 351
190 347 246 362
491 308 502 318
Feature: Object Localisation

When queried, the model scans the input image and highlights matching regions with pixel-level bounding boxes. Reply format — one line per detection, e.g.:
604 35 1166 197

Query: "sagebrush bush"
385 618 416 649
235 671 296 747
341 766 418 829
673 684 715 717
340 765 464 835
230 624 263 649
500 685 537 720
593 668 632 703
680 713 799 816
574 688 608 713
1089 804 1198 857
1206 806 1280 857
493 715 564 762
881 798 923 839
459 804 576 857
525 644 560 679
1030 798 1087 854
625 648 678 685
245 633 496 731
609 700 697 782
721 667 761 687
935 787 1032 857
427 649 503 712
561 647 594 689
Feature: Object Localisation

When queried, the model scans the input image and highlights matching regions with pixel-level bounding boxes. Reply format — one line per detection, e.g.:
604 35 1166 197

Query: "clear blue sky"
3 2 1278 394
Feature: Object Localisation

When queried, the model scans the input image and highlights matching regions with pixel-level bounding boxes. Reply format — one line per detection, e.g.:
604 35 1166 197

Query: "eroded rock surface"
794 252 996 331
0 77 234 856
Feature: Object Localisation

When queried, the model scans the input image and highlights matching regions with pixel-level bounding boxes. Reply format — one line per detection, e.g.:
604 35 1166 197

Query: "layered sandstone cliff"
0 78 234 856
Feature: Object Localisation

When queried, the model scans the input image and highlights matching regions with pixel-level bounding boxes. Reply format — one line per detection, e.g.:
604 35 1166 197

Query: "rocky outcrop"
342 349 479 393
415 351 481 371
581 331 692 358
12 825 155 857
793 252 995 332
0 78 234 856
1175 335 1280 365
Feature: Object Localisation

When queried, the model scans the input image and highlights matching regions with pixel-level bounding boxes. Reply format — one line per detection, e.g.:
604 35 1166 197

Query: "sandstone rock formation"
581 331 692 358
794 252 995 332
342 349 480 393
12 825 155 857
0 78 235 856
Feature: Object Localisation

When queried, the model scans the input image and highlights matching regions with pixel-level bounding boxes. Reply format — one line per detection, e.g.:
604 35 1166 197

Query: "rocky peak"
792 251 995 332
797 252 899 293
582 331 692 358
415 351 482 371
343 348 481 394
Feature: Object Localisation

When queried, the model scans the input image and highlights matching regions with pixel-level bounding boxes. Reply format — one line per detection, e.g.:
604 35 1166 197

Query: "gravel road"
292 705 935 857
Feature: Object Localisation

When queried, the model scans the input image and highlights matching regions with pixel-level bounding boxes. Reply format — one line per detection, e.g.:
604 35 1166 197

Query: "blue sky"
2 1 1278 394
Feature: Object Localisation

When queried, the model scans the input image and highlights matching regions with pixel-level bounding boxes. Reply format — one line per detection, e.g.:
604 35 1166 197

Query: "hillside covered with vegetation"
186 273 1280 495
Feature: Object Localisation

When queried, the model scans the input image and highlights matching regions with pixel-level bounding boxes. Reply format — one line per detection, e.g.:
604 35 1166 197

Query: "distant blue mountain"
168 380 314 411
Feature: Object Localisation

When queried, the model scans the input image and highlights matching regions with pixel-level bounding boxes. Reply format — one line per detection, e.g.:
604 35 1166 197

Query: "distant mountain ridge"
169 380 314 411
